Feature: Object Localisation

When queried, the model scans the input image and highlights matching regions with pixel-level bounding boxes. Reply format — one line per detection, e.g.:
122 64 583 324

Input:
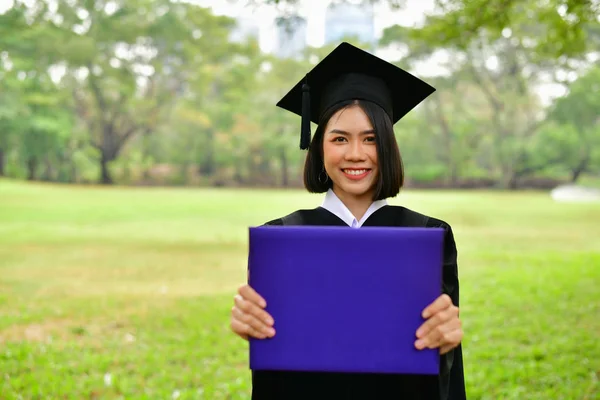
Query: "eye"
333 136 347 142
365 136 376 142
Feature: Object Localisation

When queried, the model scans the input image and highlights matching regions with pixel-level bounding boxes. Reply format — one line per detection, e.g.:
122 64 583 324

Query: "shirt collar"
320 189 388 228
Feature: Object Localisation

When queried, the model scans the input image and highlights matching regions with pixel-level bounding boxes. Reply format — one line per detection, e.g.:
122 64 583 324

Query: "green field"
1 179 599 399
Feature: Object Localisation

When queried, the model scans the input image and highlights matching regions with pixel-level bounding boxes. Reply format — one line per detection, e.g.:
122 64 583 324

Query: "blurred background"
0 0 599 399
0 0 598 189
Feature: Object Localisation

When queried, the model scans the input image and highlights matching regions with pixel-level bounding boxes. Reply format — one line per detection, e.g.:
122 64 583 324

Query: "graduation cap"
276 42 436 150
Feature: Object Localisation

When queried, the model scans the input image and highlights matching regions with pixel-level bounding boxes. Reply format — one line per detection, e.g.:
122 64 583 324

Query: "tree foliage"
0 0 598 188
261 0 599 59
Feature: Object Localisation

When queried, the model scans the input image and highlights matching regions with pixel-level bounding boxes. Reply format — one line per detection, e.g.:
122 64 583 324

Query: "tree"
0 8 73 181
545 65 600 181
0 0 246 184
256 0 600 59
382 22 555 187
413 0 600 61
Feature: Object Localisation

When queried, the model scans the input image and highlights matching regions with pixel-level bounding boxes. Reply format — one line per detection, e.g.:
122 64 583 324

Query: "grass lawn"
0 179 599 399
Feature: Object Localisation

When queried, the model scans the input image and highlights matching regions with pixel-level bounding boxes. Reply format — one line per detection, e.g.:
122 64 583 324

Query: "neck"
332 187 374 222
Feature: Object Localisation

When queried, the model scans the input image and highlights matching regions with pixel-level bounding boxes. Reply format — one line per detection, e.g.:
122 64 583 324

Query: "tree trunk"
234 159 243 184
27 157 37 181
280 146 288 187
198 130 215 176
570 147 590 183
71 158 78 183
100 154 113 184
40 156 54 181
0 148 5 176
141 131 151 182
570 162 588 183
433 97 457 185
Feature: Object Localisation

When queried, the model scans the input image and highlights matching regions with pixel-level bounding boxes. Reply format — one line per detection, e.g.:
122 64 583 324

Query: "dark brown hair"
303 99 404 200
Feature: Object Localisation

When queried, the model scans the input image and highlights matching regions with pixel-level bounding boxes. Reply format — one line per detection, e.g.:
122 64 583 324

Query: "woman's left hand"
414 294 462 355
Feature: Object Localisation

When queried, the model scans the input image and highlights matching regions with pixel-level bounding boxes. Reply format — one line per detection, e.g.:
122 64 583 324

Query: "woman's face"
322 105 379 202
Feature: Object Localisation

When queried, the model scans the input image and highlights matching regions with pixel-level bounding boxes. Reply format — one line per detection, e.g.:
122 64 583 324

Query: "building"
274 15 308 59
324 1 375 48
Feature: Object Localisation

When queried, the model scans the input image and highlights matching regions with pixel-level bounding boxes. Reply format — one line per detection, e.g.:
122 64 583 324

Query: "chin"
338 183 375 198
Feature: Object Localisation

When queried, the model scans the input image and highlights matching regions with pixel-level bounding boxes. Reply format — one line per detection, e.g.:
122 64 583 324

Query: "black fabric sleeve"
428 219 466 399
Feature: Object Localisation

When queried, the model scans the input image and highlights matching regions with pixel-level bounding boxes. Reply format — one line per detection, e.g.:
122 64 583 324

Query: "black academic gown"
251 205 467 400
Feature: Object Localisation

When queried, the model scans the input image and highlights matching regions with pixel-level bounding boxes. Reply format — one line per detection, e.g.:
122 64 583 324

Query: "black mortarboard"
276 42 436 149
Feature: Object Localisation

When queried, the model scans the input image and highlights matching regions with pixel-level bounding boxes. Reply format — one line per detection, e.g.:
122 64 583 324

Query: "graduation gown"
250 205 467 400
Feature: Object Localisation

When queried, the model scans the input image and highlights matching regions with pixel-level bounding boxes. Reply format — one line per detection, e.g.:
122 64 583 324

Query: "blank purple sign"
247 225 444 375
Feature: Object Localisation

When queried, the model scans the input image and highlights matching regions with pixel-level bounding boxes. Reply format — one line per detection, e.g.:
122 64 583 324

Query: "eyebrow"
328 129 376 135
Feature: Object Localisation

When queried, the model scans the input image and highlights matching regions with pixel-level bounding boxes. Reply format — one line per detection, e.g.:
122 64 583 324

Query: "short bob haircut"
303 99 404 201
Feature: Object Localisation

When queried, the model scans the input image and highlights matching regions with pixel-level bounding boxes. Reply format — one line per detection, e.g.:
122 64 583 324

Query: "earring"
318 167 329 184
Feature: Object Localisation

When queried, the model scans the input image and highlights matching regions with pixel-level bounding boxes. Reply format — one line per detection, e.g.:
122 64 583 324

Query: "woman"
230 42 466 400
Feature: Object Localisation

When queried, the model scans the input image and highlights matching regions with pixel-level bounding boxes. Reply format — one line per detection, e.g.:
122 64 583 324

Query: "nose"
344 139 367 162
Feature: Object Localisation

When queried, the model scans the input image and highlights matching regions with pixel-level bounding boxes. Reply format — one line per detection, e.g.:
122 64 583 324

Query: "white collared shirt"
320 189 388 228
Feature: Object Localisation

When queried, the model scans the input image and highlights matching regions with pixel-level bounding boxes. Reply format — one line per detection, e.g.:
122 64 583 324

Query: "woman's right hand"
230 284 276 340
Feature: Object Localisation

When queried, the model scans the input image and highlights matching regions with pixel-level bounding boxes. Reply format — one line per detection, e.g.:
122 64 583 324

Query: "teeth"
344 169 367 175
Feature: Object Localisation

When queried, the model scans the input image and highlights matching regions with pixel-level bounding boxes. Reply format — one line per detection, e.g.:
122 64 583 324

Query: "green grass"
1 178 599 399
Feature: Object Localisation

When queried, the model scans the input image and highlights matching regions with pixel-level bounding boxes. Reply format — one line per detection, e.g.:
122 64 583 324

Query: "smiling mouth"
342 169 371 180
343 169 369 175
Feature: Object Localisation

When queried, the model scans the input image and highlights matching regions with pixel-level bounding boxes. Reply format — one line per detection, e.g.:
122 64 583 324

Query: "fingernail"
416 329 423 338
415 340 424 349
269 328 275 336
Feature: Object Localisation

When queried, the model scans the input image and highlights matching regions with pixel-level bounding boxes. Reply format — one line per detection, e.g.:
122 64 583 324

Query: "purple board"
247 225 445 375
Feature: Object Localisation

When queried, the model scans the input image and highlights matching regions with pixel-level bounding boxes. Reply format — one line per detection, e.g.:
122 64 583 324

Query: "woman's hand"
414 294 462 355
230 284 276 340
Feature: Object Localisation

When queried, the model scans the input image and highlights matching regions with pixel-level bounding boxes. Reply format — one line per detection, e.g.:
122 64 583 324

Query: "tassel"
300 81 311 150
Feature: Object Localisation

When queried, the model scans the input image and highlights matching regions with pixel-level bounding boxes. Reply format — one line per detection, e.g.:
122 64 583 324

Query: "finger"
232 306 275 337
230 319 249 340
416 317 462 350
238 284 267 308
231 307 273 339
439 319 463 344
234 294 274 326
416 304 459 339
440 344 452 355
440 339 461 355
230 317 267 340
439 328 463 354
422 294 453 319
430 318 462 349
